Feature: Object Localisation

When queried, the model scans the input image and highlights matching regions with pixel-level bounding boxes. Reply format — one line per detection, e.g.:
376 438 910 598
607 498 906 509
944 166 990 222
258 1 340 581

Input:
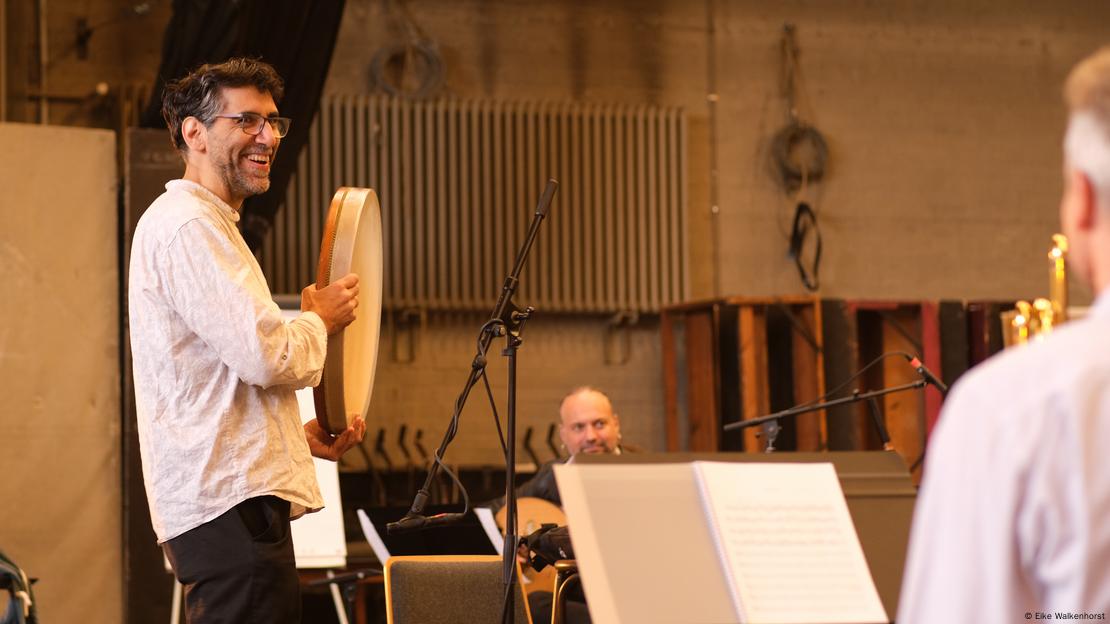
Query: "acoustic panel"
0 122 120 623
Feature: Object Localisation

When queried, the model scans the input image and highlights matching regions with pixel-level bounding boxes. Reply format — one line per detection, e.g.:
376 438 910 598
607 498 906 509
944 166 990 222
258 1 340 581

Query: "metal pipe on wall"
37 0 48 124
705 0 721 297
1 0 6 121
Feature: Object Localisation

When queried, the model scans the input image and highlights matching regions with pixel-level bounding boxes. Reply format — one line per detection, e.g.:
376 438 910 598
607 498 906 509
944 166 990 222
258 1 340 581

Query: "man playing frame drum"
129 58 365 624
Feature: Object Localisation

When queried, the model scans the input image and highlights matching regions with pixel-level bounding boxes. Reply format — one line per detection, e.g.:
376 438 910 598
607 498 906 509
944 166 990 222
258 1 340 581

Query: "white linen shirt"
899 293 1110 622
129 179 327 543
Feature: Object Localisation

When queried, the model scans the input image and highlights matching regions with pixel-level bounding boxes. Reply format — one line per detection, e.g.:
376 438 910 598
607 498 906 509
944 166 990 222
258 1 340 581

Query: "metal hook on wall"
389 307 425 363
604 311 640 366
546 423 562 460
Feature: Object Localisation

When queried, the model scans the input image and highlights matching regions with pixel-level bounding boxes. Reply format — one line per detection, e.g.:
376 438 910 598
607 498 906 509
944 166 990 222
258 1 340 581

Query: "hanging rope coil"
769 23 826 292
770 120 828 193
369 0 445 99
368 39 445 99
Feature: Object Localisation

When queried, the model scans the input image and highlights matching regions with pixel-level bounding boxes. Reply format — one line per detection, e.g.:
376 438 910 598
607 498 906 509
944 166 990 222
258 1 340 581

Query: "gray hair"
1065 112 1110 201
1065 48 1110 204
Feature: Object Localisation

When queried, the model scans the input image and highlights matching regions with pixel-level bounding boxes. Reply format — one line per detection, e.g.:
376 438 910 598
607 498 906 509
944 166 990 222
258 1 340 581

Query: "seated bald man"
489 386 631 514
493 387 633 624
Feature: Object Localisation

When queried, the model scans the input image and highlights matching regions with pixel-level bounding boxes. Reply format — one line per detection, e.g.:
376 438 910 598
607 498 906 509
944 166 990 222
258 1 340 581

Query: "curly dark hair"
161 57 285 152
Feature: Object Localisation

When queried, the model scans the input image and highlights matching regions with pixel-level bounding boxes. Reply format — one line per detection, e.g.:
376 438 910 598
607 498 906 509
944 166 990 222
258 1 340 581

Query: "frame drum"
314 187 384 434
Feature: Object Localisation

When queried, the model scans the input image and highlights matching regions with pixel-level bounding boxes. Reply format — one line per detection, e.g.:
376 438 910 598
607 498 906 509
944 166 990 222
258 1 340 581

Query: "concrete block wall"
710 1 1106 301
16 1 1110 301
8 0 1110 490
328 0 1108 303
322 0 1110 464
1 0 166 125
355 312 664 467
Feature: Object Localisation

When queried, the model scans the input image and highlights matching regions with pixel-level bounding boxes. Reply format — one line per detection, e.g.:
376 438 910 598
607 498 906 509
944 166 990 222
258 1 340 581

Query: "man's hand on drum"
302 273 359 334
305 415 367 461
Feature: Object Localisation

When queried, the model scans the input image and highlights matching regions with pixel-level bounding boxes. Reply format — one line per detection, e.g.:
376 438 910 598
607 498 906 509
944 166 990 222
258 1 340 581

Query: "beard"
214 144 274 202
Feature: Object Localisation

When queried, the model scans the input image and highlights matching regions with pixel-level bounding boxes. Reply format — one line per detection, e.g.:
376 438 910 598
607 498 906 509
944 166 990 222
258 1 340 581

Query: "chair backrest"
385 555 531 624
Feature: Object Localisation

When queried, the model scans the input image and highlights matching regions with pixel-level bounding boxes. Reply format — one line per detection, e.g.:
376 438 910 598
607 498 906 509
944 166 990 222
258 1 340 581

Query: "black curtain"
140 0 347 251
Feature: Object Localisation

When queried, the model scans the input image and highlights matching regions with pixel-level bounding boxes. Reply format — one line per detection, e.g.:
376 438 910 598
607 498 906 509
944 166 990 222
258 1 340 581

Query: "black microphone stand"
498 303 532 624
724 380 927 452
386 179 558 624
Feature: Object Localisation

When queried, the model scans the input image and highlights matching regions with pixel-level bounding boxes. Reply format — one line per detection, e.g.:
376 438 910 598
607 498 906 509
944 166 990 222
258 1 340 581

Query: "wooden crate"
662 297 1006 482
661 296 826 453
822 302 933 481
821 300 1007 482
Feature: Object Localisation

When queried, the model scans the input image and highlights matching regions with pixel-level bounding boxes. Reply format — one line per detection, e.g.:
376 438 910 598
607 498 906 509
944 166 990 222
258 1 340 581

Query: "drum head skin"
313 187 384 435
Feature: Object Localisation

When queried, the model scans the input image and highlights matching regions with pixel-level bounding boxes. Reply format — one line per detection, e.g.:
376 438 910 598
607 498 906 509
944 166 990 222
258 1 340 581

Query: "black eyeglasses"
214 112 291 138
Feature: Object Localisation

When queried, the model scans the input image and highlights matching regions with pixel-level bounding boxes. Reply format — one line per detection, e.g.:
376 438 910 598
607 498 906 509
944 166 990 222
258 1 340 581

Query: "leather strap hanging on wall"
789 201 821 291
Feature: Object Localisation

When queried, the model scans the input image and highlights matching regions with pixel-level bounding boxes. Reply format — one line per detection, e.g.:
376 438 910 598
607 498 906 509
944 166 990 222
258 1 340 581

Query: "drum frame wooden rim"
313 187 383 435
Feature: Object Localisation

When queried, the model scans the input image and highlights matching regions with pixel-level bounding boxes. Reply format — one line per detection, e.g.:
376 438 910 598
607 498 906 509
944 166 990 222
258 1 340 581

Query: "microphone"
906 355 949 395
386 511 467 535
386 489 463 535
534 179 558 218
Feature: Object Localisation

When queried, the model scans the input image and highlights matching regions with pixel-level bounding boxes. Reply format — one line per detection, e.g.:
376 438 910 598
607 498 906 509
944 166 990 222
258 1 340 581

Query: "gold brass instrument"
1002 234 1069 347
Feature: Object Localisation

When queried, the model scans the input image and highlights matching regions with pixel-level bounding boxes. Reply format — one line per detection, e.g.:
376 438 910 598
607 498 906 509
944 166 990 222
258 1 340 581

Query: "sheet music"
356 508 392 565
474 506 538 585
693 462 887 624
555 463 738 624
474 507 505 556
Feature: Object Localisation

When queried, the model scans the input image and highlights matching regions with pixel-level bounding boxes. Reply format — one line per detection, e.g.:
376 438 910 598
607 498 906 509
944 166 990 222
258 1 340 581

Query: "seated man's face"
558 391 621 455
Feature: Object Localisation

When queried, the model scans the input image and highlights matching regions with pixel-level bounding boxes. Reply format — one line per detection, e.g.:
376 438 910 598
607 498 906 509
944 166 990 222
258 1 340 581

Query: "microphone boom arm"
723 379 927 433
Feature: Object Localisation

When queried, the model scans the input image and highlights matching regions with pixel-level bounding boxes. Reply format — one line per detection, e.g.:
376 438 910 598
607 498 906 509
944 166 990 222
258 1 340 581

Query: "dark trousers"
163 496 300 624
